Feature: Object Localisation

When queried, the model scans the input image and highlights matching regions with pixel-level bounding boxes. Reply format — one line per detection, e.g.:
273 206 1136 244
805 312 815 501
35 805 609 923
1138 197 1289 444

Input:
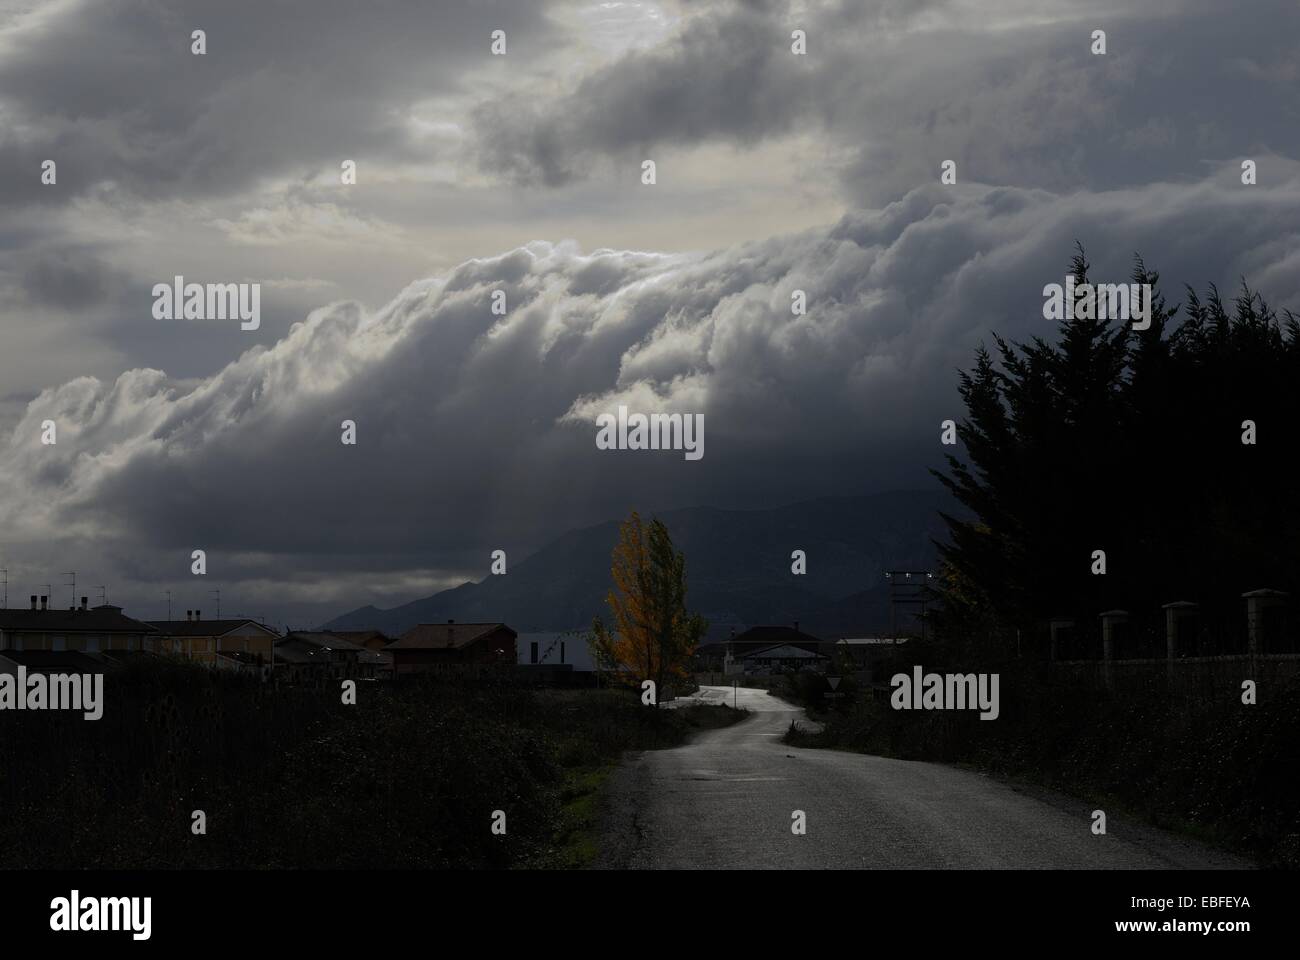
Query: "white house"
741 642 829 674
516 631 597 672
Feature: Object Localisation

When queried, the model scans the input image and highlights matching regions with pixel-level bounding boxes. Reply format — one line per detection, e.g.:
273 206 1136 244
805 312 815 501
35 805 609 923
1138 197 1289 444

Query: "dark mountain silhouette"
322 490 952 639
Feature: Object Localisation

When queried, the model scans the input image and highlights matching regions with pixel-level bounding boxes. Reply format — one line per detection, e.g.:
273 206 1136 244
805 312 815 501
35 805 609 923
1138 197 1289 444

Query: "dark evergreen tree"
932 248 1300 660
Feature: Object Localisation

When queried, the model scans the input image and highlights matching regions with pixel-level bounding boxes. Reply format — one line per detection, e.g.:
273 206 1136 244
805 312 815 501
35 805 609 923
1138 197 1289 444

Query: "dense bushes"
0 660 741 868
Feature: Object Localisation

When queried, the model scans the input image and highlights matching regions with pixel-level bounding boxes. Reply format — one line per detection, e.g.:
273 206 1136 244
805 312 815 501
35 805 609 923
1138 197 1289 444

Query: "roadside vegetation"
781 658 1298 867
0 510 738 869
0 660 743 869
781 251 1300 868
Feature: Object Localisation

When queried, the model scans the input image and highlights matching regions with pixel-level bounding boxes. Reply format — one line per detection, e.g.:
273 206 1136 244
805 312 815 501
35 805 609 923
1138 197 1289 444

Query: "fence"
1050 653 1300 700
1039 587 1298 697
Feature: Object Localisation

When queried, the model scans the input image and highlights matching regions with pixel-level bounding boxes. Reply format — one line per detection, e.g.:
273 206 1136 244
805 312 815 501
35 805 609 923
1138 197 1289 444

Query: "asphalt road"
596 685 1253 869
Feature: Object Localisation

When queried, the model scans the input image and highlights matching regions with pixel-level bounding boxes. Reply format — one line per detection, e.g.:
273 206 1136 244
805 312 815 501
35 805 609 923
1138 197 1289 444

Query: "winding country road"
596 685 1252 869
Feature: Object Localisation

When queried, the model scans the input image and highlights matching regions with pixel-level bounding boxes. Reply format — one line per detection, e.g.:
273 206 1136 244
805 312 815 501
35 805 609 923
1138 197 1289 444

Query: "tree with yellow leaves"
590 511 707 702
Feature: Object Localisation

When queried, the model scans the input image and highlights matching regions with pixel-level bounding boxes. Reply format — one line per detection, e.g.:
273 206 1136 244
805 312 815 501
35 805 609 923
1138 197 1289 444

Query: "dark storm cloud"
472 0 1300 202
0 0 558 208
0 0 568 406
473 0 811 186
4 175 1298 617
3 0 1299 629
17 244 130 309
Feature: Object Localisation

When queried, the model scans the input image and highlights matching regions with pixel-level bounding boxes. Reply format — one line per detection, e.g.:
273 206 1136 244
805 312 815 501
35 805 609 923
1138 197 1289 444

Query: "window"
530 641 539 664
52 635 66 651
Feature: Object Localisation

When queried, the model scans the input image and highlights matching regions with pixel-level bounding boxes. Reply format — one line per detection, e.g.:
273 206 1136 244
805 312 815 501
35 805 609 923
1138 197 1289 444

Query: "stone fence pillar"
1242 589 1288 657
1161 601 1199 661
1048 618 1075 662
1098 610 1128 690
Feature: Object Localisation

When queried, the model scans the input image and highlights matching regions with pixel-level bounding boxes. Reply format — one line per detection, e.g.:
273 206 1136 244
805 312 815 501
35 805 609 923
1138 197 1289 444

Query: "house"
387 621 517 677
322 629 392 652
740 642 830 674
274 631 391 682
695 623 823 671
212 650 274 678
0 595 159 653
146 611 280 665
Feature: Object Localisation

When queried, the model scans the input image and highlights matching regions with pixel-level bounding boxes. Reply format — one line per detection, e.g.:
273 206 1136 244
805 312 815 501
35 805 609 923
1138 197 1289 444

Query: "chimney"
195 610 201 621
80 596 88 611
186 610 193 622
40 595 47 611
30 595 37 610
794 620 800 634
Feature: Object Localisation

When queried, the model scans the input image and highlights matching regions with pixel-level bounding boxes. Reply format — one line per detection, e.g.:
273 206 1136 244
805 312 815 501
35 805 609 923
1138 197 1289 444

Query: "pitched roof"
389 622 515 650
277 632 389 665
0 607 159 635
730 625 822 646
281 631 369 649
146 619 277 638
269 642 318 665
742 643 828 660
325 629 389 644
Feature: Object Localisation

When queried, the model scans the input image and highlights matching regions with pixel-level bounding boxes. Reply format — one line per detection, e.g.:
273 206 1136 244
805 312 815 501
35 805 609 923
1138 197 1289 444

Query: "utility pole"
163 590 172 621
885 571 934 639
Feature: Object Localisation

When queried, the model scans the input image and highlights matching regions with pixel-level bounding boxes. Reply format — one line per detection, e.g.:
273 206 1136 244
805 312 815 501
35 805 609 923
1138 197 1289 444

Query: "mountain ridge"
322 489 953 640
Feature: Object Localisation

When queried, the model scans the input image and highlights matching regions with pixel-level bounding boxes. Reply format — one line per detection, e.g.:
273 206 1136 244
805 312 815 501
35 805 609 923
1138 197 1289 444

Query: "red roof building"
387 621 517 677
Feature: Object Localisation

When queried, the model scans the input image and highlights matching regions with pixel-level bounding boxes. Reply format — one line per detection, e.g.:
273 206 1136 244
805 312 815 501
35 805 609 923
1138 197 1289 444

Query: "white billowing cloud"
2 172 1299 624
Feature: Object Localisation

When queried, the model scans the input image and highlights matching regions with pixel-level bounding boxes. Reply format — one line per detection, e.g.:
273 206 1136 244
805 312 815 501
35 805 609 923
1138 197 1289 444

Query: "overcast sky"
1 0 1298 628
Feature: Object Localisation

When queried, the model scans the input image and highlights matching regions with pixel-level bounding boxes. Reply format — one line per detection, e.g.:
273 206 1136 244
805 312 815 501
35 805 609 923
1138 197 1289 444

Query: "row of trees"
933 246 1300 658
